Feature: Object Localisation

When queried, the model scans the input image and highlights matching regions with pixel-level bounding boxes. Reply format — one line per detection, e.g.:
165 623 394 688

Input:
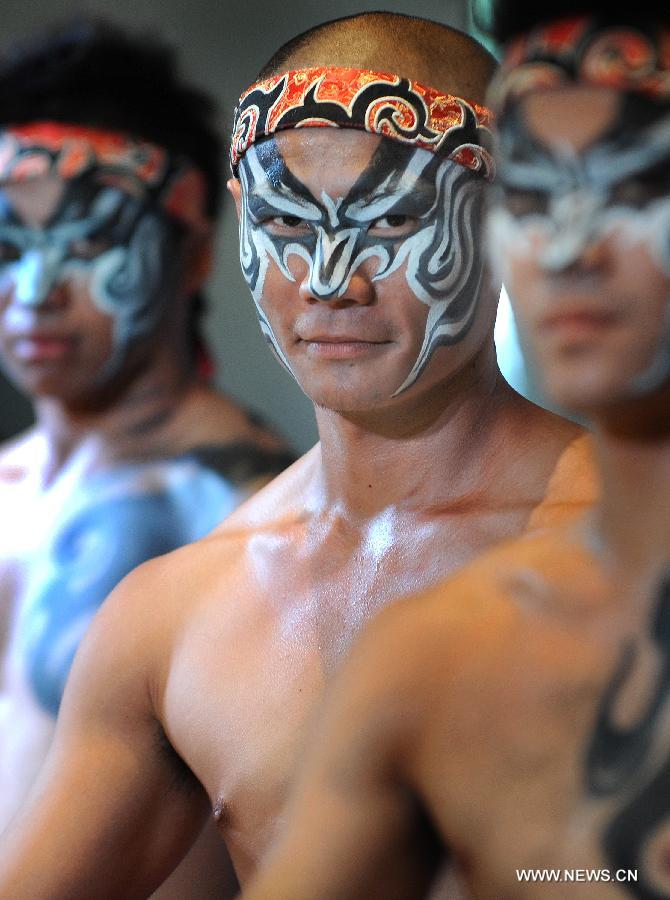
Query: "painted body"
0 432 290 832
244 524 670 900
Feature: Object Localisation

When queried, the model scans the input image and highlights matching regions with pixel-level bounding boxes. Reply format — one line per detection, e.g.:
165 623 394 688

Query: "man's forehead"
519 87 620 154
0 173 65 227
0 168 144 225
273 128 382 197
249 131 438 204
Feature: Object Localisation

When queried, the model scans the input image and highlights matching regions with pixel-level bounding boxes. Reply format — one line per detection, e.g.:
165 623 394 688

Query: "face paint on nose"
239 137 487 395
309 195 365 299
14 245 67 306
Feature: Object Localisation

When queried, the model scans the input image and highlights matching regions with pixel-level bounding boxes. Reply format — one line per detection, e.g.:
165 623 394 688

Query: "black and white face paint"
0 173 182 379
488 99 670 396
238 136 486 396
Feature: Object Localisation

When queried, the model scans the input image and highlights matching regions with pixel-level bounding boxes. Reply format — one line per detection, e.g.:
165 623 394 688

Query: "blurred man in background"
0 18 293 899
241 5 670 898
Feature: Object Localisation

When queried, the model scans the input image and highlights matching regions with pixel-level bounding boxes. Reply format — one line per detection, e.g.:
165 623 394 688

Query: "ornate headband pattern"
491 16 670 113
231 66 495 180
0 122 211 232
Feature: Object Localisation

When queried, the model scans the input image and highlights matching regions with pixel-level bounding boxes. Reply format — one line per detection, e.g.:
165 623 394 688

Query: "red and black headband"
0 121 211 233
231 66 495 181
490 16 670 113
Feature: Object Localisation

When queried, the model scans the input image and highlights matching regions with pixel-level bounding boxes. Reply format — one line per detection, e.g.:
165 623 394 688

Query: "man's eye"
0 241 21 263
501 188 548 217
262 215 309 232
609 180 662 208
368 214 417 234
68 237 113 260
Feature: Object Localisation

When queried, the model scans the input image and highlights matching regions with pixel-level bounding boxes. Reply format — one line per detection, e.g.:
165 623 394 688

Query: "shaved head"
259 11 497 106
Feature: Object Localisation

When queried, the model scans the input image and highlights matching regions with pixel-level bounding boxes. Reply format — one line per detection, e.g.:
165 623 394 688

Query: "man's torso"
155 435 597 882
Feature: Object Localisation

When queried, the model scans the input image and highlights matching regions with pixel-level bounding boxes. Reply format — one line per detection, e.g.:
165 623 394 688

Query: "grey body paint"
238 136 485 395
488 101 670 396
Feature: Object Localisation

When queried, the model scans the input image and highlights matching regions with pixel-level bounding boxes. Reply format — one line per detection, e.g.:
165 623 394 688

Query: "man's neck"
313 348 518 519
33 359 198 485
593 392 670 575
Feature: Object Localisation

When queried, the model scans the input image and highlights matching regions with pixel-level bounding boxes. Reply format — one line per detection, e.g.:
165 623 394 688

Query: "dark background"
0 0 498 452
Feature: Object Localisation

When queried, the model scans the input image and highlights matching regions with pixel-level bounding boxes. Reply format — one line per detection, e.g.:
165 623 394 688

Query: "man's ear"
181 229 214 296
227 177 243 221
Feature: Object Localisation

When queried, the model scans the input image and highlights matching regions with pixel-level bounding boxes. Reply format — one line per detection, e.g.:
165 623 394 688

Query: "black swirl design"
586 576 670 898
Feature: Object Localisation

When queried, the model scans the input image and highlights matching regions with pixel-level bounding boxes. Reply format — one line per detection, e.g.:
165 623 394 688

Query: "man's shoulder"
527 433 599 530
164 386 296 486
358 523 604 683
427 522 601 612
209 443 319 534
104 447 320 619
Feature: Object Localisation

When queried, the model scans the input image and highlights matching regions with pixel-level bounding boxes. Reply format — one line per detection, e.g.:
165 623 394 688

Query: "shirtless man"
0 19 292 900
242 6 670 899
0 12 596 899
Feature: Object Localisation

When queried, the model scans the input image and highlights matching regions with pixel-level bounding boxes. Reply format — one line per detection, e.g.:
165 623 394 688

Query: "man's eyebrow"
245 177 323 220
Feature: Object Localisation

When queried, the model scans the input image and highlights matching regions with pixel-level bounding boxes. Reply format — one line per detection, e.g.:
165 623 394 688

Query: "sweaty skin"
0 40 597 899
0 405 596 900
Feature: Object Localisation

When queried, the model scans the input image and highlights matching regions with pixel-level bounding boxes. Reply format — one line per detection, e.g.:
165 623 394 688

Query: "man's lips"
298 334 392 359
10 333 77 362
539 309 621 338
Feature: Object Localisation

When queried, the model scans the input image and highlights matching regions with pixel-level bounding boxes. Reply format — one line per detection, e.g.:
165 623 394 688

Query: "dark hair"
483 1 670 47
257 10 462 79
0 18 222 217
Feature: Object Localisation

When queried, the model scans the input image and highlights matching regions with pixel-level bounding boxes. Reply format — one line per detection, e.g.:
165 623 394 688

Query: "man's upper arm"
0 562 211 900
245 610 440 900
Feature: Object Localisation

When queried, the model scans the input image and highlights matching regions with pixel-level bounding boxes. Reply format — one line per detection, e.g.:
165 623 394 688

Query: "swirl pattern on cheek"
391 162 485 394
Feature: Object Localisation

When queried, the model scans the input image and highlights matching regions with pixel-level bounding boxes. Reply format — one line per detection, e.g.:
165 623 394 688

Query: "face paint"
238 136 486 395
0 174 183 379
489 95 670 396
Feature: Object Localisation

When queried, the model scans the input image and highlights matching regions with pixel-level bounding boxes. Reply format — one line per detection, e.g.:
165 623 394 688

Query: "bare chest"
421 642 670 900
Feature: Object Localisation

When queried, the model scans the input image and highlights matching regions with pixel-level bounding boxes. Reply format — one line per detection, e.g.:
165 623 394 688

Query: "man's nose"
539 190 609 273
13 247 66 307
301 228 373 303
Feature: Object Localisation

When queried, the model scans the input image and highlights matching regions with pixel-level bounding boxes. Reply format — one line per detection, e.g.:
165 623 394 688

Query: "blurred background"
0 0 531 453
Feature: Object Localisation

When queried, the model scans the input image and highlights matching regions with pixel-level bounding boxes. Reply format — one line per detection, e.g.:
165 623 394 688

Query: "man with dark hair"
0 12 595 898
0 17 293 900
241 6 670 899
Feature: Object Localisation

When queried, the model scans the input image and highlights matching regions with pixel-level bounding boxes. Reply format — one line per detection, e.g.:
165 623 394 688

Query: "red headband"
0 122 211 232
231 66 494 180
491 17 670 113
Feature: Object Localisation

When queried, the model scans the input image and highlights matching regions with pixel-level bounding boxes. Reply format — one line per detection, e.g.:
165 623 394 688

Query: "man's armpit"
154 722 205 795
